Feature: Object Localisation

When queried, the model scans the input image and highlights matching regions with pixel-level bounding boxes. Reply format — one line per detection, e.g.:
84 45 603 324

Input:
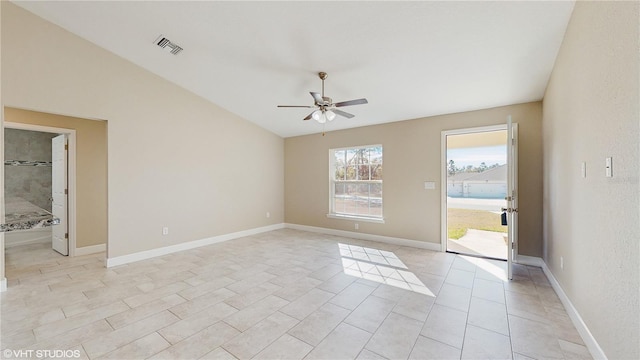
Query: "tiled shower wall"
4 129 57 211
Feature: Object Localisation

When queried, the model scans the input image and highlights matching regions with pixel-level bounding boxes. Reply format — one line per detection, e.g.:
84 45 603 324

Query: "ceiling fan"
277 72 368 123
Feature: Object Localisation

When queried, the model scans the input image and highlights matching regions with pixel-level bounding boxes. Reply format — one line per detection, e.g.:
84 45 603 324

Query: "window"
329 145 383 221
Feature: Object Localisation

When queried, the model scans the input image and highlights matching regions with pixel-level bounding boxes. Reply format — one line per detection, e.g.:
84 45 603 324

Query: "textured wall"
4 128 56 211
286 102 543 257
542 1 639 358
2 2 284 259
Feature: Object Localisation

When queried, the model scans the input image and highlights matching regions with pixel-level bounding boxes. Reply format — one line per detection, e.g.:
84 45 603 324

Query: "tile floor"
1 229 592 359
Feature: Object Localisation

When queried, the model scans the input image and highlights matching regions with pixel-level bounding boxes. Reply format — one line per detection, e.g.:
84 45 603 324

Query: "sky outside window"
447 145 507 168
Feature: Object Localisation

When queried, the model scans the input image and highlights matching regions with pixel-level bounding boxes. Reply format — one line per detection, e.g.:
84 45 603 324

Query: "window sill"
326 213 385 224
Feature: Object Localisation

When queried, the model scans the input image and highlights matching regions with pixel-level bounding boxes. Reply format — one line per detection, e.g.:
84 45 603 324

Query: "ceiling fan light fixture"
325 110 336 122
311 110 324 123
277 72 367 128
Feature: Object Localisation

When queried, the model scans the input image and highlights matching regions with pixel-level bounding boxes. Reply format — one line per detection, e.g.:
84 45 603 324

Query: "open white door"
506 116 518 280
52 134 68 256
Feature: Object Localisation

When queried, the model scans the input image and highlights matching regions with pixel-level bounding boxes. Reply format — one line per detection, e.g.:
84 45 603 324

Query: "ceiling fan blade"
310 92 324 104
335 98 368 107
277 105 315 108
303 112 315 121
333 109 355 119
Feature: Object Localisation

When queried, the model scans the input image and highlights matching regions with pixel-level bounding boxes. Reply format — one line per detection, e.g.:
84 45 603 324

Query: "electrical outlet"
162 227 169 236
266 212 271 218
355 223 359 230
560 256 564 270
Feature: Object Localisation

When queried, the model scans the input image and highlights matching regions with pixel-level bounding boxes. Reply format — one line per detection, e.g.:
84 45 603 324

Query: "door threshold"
446 250 507 262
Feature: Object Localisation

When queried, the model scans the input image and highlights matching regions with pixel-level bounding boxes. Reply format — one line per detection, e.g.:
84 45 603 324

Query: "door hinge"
511 242 515 249
65 144 68 150
65 233 69 239
64 189 68 195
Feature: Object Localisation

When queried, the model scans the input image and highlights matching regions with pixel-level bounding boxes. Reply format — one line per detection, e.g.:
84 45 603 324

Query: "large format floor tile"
1 229 591 359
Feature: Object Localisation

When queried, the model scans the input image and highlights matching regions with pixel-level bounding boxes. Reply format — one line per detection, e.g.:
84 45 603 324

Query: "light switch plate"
605 157 613 177
424 181 436 190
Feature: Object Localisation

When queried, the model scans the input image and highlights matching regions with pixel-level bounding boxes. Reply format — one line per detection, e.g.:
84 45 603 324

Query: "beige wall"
542 1 639 359
2 2 284 259
285 102 543 257
5 108 108 248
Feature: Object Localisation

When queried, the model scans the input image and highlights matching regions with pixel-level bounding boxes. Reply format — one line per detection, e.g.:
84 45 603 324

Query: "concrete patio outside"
447 197 508 260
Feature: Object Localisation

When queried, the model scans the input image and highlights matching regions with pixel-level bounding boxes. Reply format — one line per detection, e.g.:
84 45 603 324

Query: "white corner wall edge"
106 223 285 268
516 255 606 360
0 278 6 292
285 223 441 252
75 243 106 256
540 260 607 360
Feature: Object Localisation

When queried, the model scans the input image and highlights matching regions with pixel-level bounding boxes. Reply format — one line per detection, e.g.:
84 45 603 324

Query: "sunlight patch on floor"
459 254 508 281
338 243 435 296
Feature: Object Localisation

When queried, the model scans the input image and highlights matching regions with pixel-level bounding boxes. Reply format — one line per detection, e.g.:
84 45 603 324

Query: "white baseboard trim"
513 254 605 359
0 277 6 292
285 223 441 251
75 243 106 256
106 223 285 268
540 261 607 359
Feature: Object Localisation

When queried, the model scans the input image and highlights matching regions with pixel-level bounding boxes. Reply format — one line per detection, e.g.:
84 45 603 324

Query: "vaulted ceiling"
13 1 575 137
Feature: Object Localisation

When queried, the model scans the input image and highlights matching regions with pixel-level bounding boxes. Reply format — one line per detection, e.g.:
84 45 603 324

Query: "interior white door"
506 116 519 280
51 134 68 256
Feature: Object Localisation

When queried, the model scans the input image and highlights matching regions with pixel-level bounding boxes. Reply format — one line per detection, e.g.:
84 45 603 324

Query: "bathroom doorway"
4 124 76 256
2 107 108 292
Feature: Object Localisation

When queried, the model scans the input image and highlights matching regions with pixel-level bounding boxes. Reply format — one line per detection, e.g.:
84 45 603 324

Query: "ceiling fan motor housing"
277 71 367 121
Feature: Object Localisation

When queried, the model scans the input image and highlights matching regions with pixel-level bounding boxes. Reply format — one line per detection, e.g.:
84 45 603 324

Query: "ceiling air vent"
154 35 183 55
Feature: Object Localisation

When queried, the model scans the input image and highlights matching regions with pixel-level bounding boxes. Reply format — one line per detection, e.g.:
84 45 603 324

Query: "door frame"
4 122 77 256
506 117 519 279
440 124 509 254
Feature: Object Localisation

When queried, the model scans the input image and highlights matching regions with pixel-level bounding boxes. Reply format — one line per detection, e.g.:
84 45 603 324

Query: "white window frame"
327 144 384 223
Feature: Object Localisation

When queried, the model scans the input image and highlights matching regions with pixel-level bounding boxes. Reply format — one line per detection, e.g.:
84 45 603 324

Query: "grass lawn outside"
447 208 507 240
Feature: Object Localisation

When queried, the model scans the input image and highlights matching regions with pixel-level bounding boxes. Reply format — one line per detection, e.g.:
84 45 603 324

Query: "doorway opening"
3 124 76 258
2 107 109 292
442 126 508 261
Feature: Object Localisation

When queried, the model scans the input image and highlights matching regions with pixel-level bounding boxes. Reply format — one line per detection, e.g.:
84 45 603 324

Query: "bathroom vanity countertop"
1 197 60 233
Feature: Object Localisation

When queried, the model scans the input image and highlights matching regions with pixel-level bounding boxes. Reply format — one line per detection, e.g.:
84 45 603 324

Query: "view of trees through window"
331 145 383 218
447 160 502 176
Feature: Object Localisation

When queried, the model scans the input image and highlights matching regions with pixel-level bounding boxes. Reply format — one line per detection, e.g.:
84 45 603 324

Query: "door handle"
501 207 518 213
